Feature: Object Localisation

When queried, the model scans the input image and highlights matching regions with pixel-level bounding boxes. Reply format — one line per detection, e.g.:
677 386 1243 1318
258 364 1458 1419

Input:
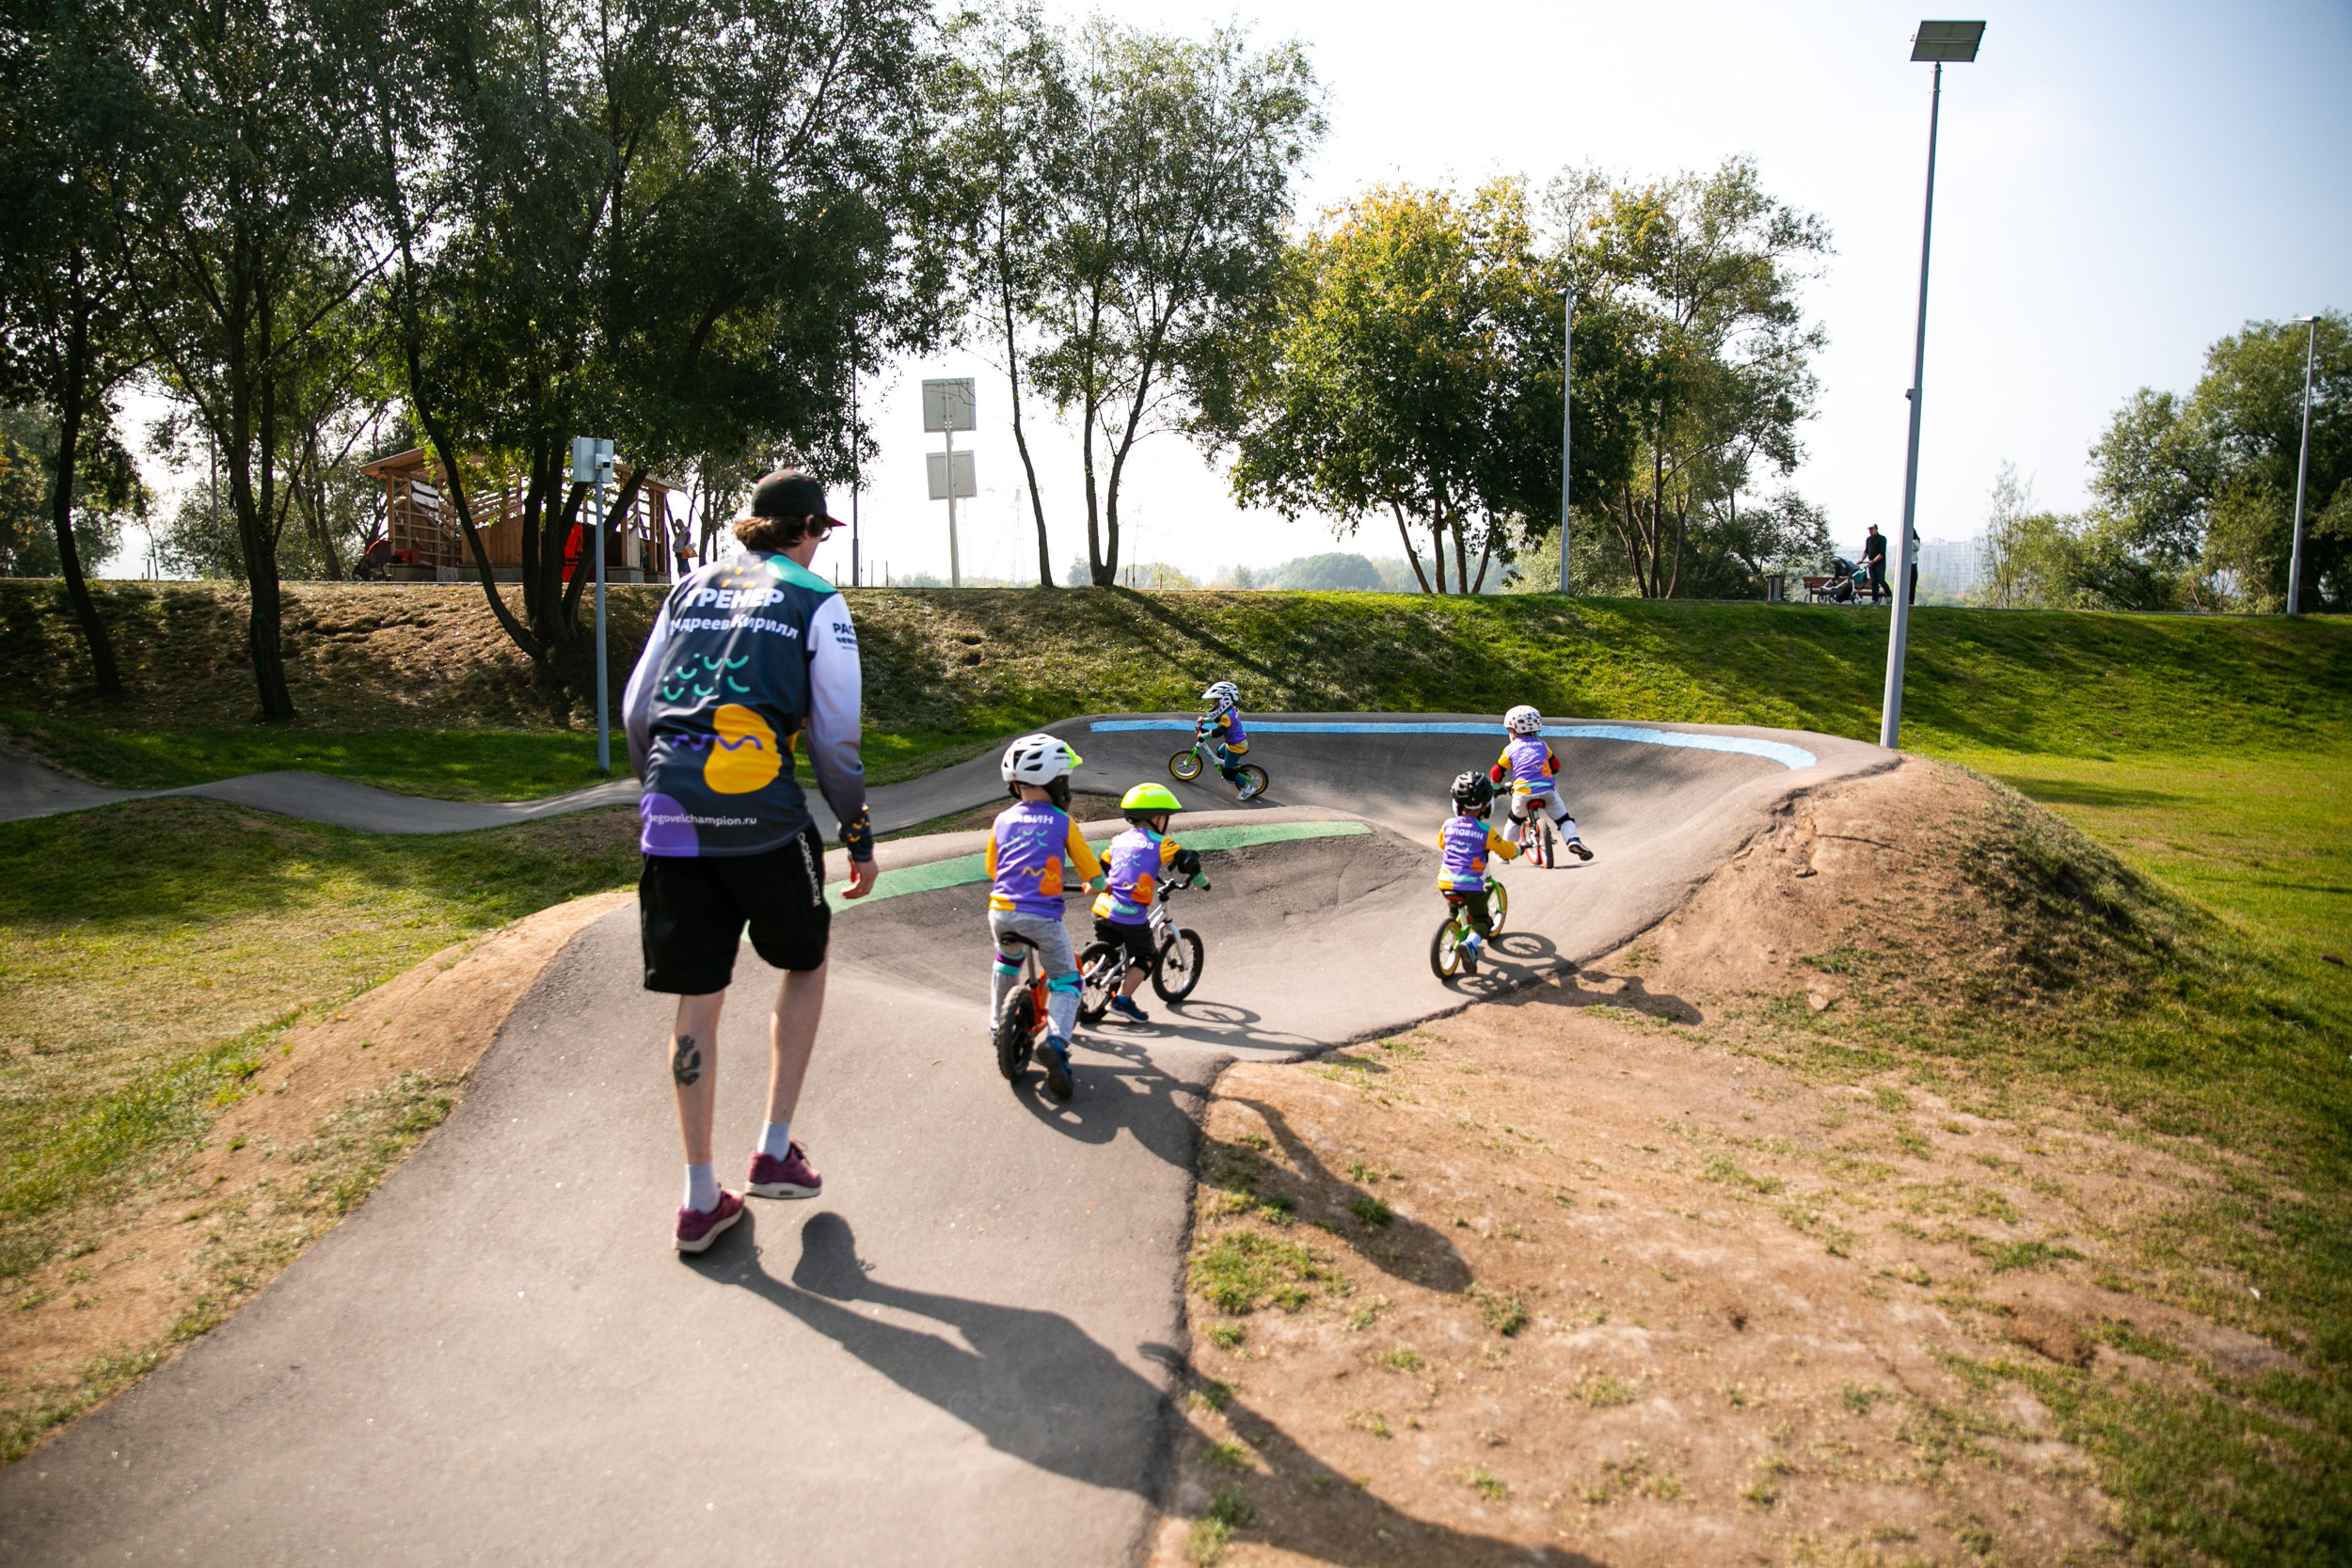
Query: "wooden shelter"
357 448 684 583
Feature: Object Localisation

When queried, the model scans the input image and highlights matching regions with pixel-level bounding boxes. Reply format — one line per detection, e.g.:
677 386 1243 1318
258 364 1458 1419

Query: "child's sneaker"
1042 1037 1075 1101
1461 932 1485 974
1108 994 1150 1023
746 1142 822 1199
1566 838 1594 862
675 1190 744 1254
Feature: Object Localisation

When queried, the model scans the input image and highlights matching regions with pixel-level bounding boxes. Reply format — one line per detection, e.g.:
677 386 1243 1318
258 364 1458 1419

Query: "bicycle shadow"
1214 1097 1471 1294
1011 1034 1215 1173
1438 928 1571 998
1085 997 1320 1055
693 1211 1176 1499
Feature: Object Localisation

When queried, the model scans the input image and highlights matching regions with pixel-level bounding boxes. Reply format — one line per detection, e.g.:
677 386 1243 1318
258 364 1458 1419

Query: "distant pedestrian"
622 467 876 1254
1862 524 1889 604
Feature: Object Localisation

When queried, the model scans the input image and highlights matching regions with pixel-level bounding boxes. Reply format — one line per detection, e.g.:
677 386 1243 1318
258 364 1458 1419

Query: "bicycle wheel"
1152 928 1205 1003
1537 819 1555 869
993 990 1035 1083
1430 917 1466 978
1234 765 1269 800
1076 942 1123 1026
1168 748 1204 782
1487 879 1509 934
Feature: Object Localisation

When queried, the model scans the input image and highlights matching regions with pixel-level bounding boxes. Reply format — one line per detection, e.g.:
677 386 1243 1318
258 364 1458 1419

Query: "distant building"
1916 536 1981 596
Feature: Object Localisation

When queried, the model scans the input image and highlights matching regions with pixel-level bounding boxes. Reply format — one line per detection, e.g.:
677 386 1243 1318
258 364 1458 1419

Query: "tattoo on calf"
671 1035 703 1087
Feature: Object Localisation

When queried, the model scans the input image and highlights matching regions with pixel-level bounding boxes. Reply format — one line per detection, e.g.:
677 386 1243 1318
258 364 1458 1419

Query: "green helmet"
1121 783 1183 814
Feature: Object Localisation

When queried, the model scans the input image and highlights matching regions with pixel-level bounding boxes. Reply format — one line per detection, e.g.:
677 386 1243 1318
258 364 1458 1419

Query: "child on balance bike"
987 734 1105 1101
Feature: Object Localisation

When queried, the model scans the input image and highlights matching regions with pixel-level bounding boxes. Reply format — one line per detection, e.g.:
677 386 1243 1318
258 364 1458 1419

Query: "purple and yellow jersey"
1489 736 1562 796
1437 813 1518 893
1206 707 1248 750
986 801 1105 918
1093 827 1183 925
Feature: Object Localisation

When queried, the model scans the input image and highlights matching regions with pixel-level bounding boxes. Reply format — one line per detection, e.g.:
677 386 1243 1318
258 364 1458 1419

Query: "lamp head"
1912 21 1985 61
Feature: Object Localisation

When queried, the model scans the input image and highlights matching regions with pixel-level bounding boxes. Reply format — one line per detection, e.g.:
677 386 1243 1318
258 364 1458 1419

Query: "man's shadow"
700 1212 1176 1497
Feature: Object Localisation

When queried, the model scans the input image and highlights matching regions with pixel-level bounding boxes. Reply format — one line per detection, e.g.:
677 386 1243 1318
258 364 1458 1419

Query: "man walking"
1862 524 1889 604
623 467 876 1253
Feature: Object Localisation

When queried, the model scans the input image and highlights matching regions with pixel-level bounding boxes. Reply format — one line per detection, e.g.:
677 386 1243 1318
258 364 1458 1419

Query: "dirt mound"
1155 759 2264 1567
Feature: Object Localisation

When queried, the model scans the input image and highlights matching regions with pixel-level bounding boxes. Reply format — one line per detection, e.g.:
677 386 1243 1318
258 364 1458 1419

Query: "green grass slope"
8 582 2345 950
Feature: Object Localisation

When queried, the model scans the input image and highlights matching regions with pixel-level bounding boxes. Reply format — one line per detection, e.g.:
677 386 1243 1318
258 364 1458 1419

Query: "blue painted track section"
1087 719 1818 771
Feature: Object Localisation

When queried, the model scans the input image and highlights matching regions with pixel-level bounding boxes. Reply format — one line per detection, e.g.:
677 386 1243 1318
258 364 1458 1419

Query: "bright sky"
106 1 2352 584
845 0 2352 586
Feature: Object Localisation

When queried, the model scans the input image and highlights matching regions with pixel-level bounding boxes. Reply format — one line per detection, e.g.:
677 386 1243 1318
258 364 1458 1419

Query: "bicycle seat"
996 931 1039 950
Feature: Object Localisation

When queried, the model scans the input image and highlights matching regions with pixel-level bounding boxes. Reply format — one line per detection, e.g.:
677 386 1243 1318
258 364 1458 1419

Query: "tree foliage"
1554 157 1829 599
946 9 1322 588
2089 312 2348 612
364 0 943 694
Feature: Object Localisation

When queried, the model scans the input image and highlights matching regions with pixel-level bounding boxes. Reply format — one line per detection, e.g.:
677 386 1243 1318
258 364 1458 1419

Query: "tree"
2090 312 2348 612
1551 158 1829 598
1203 181 1566 594
0 407 140 576
367 0 940 697
120 0 384 719
1031 18 1320 588
938 1 1075 587
0 0 151 694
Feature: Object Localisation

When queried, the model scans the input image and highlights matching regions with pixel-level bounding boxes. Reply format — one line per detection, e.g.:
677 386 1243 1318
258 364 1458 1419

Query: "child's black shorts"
1092 915 1156 971
1443 888 1494 935
640 827 831 994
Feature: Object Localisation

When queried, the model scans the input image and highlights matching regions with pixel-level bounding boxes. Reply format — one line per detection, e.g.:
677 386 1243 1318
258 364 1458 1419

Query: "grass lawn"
0 801 640 1298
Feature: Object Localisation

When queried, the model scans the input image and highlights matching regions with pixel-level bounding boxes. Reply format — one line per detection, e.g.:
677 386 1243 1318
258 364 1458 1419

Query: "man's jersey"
988 801 1105 919
622 550 869 860
1488 736 1562 796
1093 826 1182 926
1437 813 1518 892
1205 706 1248 749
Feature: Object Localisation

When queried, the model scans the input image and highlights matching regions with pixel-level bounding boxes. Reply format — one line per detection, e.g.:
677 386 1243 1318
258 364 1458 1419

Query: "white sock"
685 1163 721 1213
758 1120 793 1161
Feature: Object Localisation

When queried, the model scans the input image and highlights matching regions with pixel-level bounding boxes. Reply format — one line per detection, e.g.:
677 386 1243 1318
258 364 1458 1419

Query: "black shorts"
1443 888 1494 936
1093 916 1156 971
640 826 831 994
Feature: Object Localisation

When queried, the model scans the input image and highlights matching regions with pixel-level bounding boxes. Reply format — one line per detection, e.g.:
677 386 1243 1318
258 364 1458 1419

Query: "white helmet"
1001 732 1080 786
1504 704 1544 736
1202 680 1239 709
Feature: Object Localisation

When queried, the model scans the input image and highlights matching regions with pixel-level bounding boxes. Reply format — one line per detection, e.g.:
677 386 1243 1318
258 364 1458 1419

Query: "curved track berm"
0 716 1888 1567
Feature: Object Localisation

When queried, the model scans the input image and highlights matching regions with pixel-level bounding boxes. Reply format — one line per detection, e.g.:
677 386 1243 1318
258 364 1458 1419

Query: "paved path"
0 719 1887 1566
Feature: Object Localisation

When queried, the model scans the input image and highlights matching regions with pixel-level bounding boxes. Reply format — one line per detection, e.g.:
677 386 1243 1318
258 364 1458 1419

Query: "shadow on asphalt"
1012 1034 1207 1173
698 1212 1172 1498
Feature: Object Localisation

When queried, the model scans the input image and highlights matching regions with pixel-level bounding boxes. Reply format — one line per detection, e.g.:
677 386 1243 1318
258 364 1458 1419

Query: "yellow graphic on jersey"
705 704 783 794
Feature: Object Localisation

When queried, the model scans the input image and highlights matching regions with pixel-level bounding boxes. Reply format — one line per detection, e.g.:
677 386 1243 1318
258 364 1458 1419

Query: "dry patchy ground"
1154 760 2298 1567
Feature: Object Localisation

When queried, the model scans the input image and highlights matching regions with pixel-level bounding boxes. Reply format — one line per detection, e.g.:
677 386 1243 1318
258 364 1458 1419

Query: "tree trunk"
48 293 123 698
998 274 1054 588
1390 503 1433 594
226 258 296 721
1429 522 1449 594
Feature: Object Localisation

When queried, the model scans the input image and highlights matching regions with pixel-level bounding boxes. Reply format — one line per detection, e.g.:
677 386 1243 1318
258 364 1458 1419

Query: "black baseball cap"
748 467 843 531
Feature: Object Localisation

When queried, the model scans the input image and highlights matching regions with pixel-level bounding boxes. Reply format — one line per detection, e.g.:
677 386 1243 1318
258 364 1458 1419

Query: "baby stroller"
1822 557 1867 604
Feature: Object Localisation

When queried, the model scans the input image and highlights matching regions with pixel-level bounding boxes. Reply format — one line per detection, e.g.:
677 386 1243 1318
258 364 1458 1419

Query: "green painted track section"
824 819 1369 911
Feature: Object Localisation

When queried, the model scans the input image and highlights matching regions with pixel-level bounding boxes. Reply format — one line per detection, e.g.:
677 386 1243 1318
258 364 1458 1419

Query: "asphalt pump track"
0 716 1887 1565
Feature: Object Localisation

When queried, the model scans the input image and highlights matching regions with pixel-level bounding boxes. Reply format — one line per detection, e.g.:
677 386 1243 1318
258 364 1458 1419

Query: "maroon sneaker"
746 1143 822 1199
675 1190 744 1254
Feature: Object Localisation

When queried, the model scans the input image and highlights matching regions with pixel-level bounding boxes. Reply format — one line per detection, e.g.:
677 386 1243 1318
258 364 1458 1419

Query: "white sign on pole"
926 451 977 499
920 378 977 433
569 436 614 484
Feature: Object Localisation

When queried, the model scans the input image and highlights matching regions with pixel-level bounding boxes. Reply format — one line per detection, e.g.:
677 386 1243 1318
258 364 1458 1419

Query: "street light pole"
1559 290 1573 594
2287 315 2319 617
1882 21 1983 752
